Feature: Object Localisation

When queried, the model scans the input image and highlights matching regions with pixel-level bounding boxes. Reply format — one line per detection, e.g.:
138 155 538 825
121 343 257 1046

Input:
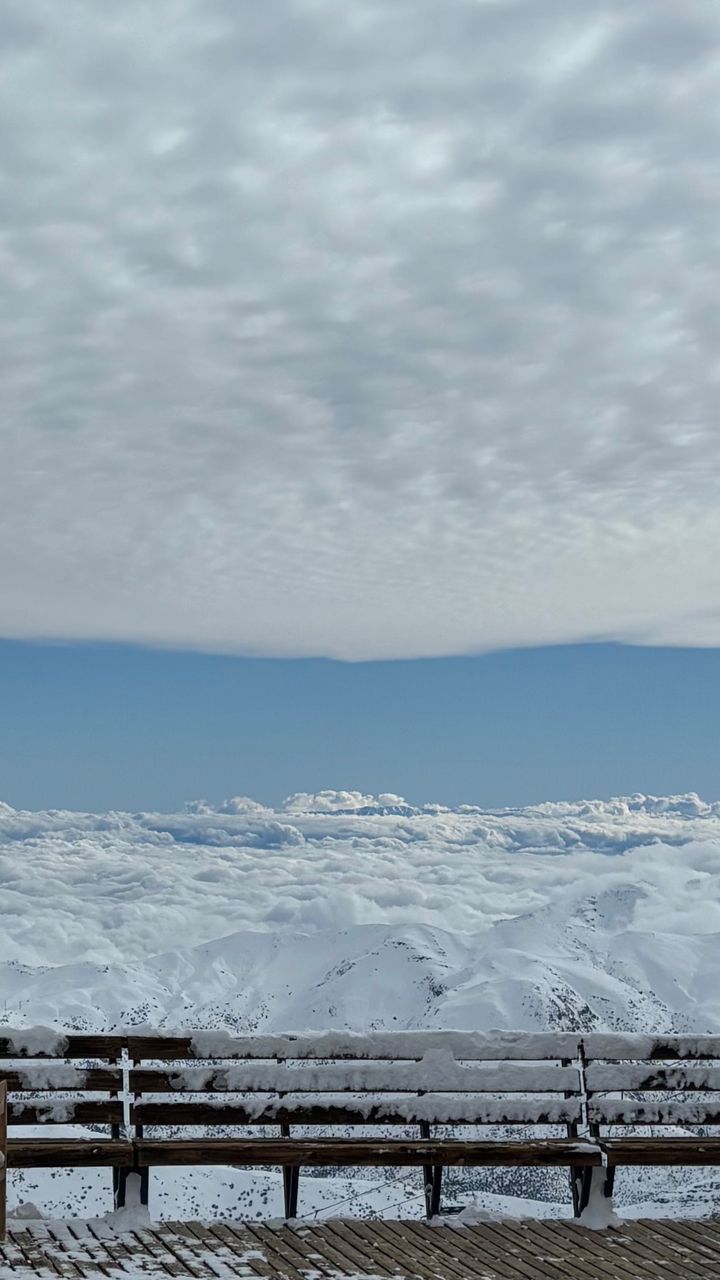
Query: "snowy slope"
2 789 720 1032
2 789 720 1218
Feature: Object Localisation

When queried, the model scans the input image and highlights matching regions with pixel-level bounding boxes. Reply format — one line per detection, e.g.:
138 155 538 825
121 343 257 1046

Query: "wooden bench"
11 1028 720 1228
582 1033 720 1202
127 1030 599 1217
0 1028 132 1217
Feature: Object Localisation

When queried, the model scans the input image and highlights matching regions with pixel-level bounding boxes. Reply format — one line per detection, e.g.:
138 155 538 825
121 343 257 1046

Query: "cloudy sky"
2 0 719 661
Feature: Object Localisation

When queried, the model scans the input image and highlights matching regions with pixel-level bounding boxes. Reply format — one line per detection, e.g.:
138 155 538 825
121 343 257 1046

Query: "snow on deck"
3 1218 720 1278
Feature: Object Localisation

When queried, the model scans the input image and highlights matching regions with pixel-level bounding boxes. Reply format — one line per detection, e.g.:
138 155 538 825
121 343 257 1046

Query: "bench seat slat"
9 1100 124 1125
0 1036 124 1060
135 1137 601 1168
7 1140 133 1169
586 1064 720 1091
129 1063 578 1094
0 1068 122 1092
602 1138 720 1166
589 1100 720 1125
129 1031 581 1062
583 1034 720 1061
131 1098 582 1127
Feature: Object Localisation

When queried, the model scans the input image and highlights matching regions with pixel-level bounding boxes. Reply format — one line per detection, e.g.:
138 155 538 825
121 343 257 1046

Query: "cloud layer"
2 789 719 967
2 1 719 658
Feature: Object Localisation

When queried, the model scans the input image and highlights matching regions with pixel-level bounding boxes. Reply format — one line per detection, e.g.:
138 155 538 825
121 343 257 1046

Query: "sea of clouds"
1 789 720 1030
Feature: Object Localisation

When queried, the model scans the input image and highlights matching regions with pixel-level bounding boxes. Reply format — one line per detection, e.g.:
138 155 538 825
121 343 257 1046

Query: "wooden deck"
3 1218 720 1278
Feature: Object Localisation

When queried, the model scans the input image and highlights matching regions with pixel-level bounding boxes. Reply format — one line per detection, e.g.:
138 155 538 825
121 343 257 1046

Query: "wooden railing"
2 1030 720 1234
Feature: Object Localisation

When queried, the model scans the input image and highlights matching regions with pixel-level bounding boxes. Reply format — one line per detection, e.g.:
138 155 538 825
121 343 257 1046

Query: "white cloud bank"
2 789 720 973
1 2 720 658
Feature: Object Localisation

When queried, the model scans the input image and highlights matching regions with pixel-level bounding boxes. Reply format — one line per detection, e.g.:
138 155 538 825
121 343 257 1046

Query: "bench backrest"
0 1031 125 1132
582 1034 720 1128
127 1031 584 1130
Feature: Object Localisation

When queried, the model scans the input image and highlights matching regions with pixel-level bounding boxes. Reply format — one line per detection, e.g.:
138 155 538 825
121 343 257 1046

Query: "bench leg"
424 1166 443 1219
283 1167 300 1219
115 1167 148 1209
604 1165 616 1199
419 1122 442 1217
571 1165 595 1218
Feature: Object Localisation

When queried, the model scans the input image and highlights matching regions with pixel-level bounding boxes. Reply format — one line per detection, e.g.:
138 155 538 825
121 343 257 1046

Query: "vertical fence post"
563 1054 581 1217
280 1123 300 1218
0 1081 7 1243
575 1037 602 1217
134 1049 150 1207
419 1121 442 1218
111 1042 125 1210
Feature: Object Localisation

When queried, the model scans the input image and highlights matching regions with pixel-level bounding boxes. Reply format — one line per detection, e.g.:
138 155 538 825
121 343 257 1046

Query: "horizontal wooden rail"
0 1035 125 1060
134 1137 602 1168
0 1068 122 1092
130 1098 582 1127
7 1140 134 1169
129 1062 578 1093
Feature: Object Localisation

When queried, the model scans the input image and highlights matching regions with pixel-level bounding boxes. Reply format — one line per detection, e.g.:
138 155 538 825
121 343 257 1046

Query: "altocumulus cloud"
1 0 719 659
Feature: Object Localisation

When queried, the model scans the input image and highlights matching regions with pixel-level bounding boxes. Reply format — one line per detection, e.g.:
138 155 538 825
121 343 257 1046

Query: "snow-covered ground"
3 789 720 1219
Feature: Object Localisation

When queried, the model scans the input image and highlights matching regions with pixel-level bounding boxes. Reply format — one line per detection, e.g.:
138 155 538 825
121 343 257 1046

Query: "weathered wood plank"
129 1030 582 1062
343 1220 418 1277
621 1220 707 1277
602 1137 720 1166
131 1099 580 1127
321 1221 403 1278
9 1220 720 1279
9 1102 124 1127
204 1222 276 1278
302 1222 390 1277
583 1033 720 1060
588 1099 720 1124
0 1035 124 1060
564 1225 653 1280
26 1226 86 1279
587 1063 720 1090
461 1222 540 1280
522 1222 623 1280
0 1068 122 1092
402 1221 489 1280
365 1220 445 1278
7 1139 134 1169
135 1137 601 1168
129 1062 578 1093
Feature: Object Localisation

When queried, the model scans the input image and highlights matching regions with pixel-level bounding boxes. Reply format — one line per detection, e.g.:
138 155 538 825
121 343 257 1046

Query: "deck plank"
403 1221 493 1280
6 1219 720 1277
340 1219 426 1278
328 1220 407 1277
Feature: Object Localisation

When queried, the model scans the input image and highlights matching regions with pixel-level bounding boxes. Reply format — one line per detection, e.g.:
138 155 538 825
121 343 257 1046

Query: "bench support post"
282 1166 300 1219
280 1124 300 1218
420 1122 443 1217
426 1165 443 1218
570 1165 595 1218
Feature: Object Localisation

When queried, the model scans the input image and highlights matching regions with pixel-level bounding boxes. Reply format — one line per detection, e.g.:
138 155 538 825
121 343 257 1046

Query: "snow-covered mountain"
3 790 720 1219
2 789 720 1033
